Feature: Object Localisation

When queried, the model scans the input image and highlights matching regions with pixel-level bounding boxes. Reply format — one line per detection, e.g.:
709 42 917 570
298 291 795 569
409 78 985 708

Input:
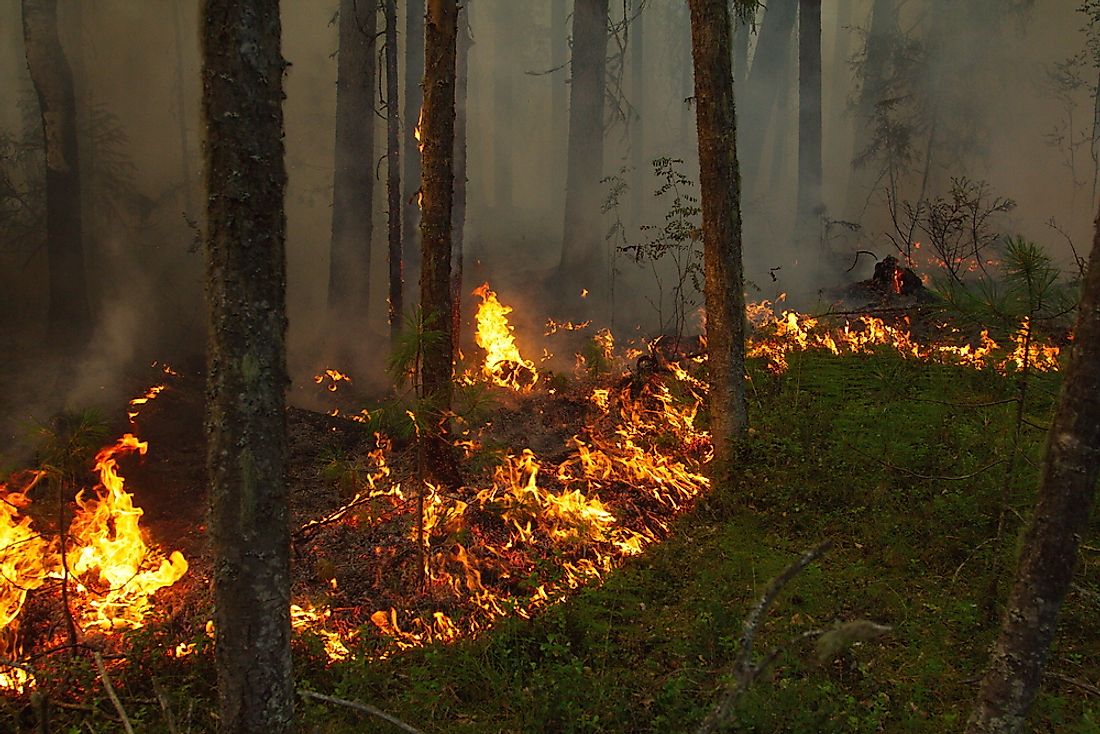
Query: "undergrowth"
7 350 1098 733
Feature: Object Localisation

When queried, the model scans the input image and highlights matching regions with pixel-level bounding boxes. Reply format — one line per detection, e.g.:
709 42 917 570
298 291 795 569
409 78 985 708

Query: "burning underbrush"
0 282 1067 698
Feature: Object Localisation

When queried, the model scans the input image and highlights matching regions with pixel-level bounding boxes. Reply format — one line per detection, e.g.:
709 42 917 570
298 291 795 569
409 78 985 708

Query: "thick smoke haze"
0 0 1093 461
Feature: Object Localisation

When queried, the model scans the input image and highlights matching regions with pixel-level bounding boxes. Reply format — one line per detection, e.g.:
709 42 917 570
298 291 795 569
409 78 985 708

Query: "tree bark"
23 0 90 347
329 0 378 329
559 0 610 283
629 0 645 221
420 0 461 489
551 0 567 218
739 0 797 185
404 0 425 280
797 0 822 234
201 1 294 732
688 0 749 481
386 0 402 346
966 209 1100 732
451 3 471 357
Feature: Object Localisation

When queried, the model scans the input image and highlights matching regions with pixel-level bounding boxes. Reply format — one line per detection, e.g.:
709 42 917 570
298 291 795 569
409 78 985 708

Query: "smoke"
0 0 1093 422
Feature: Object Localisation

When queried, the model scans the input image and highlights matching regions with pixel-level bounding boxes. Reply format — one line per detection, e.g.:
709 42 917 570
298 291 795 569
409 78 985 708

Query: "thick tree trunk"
329 0 377 328
386 0 402 346
797 0 822 235
739 0 797 184
966 209 1100 732
23 0 90 347
451 3 471 357
688 0 749 480
404 0 425 279
420 0 461 489
201 1 294 732
559 0 609 283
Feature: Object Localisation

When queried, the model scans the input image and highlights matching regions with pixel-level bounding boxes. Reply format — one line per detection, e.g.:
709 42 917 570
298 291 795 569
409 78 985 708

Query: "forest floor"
1 342 1098 733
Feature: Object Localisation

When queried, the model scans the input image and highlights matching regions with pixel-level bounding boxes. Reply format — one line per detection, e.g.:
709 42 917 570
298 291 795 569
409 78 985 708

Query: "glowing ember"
472 283 539 390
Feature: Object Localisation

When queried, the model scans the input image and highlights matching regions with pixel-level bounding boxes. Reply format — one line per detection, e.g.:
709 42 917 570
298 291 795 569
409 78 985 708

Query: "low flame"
314 368 352 392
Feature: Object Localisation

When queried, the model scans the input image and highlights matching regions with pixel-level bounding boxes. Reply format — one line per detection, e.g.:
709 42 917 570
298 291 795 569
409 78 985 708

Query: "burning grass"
0 285 1088 732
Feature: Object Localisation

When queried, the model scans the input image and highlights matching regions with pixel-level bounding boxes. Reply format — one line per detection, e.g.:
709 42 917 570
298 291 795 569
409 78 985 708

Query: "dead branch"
696 540 833 734
151 677 180 734
1046 671 1100 698
299 689 426 734
848 445 1005 481
94 652 134 734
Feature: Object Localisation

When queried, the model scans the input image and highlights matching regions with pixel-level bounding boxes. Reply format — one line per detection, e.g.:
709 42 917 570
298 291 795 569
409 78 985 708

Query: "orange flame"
472 283 539 390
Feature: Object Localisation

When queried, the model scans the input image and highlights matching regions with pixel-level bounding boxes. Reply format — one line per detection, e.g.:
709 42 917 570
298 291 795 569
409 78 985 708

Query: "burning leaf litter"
0 286 1065 685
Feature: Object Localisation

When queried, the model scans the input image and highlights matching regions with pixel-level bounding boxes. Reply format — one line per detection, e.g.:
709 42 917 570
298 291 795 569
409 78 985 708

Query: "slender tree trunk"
404 0 425 280
732 12 750 91
688 0 749 481
23 0 90 347
329 0 378 330
420 0 461 489
797 0 822 235
966 208 1100 733
491 1 512 211
451 2 471 356
551 0 567 218
201 1 293 732
739 0 797 184
630 0 645 221
559 0 610 283
847 0 897 217
385 0 402 346
174 0 195 216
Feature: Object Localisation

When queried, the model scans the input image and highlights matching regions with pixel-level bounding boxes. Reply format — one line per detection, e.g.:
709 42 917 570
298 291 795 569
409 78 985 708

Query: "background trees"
22 0 89 347
201 0 294 730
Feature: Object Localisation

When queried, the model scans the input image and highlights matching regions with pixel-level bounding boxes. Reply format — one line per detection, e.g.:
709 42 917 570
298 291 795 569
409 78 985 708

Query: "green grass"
12 350 1098 733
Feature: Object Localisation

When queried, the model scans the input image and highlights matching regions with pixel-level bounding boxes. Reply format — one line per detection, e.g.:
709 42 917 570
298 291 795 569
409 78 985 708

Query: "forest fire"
472 283 539 390
0 385 187 691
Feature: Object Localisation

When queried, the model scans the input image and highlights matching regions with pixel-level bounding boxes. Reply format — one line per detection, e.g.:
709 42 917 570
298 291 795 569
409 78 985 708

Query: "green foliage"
387 307 447 390
33 408 111 485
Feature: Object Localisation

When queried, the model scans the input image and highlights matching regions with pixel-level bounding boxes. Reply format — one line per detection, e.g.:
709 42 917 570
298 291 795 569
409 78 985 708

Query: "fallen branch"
94 652 134 734
697 540 833 734
299 689 426 734
1046 671 1100 698
848 445 1005 482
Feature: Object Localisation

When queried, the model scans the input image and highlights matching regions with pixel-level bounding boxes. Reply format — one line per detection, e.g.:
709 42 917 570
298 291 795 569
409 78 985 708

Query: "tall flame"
472 283 539 390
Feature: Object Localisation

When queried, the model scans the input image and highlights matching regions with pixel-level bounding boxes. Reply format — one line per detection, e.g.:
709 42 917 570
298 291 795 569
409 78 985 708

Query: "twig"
908 397 1018 409
848 445 1004 481
299 689 426 734
152 677 180 734
292 491 375 540
94 653 134 734
696 541 833 734
1046 671 1100 698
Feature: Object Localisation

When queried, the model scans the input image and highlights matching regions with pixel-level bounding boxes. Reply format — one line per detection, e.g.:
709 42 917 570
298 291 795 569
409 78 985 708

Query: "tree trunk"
329 0 377 329
385 0 402 346
420 0 461 489
847 0 898 217
200 1 293 732
404 0 425 280
739 0 797 185
23 0 90 347
688 0 749 481
451 2 471 357
630 0 645 221
551 0 567 218
966 209 1100 732
174 0 196 216
491 1 513 212
559 0 609 283
797 0 822 235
